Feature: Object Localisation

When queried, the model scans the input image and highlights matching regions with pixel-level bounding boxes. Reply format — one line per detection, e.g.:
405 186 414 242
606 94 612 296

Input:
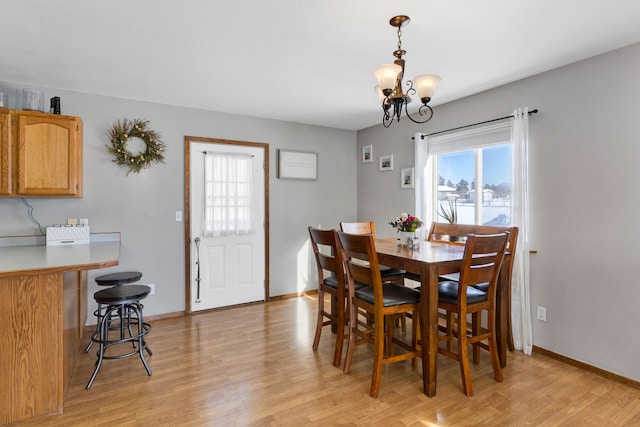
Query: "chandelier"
373 15 441 128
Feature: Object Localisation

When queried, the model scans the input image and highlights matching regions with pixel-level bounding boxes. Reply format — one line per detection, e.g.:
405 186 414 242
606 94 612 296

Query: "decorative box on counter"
46 225 90 246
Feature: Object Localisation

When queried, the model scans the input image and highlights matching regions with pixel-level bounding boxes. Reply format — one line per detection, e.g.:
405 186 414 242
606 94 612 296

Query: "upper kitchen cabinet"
0 108 83 197
0 110 11 195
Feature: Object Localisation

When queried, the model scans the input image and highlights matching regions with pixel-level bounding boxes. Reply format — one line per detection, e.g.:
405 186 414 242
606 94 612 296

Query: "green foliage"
438 199 458 224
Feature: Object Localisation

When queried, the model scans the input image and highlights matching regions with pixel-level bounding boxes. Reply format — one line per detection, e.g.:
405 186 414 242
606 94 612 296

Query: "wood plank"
14 295 640 426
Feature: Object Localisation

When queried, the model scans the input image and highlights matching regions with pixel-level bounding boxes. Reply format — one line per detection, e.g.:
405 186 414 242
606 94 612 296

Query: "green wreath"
106 118 166 175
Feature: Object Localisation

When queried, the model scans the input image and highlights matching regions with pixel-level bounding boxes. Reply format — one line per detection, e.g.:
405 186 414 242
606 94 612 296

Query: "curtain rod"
202 151 254 157
413 109 538 139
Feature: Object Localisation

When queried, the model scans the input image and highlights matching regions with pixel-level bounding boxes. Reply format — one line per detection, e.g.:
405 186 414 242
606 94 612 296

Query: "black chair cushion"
324 275 366 290
438 281 487 305
472 282 489 292
355 283 420 306
438 272 489 291
379 264 406 277
438 272 459 282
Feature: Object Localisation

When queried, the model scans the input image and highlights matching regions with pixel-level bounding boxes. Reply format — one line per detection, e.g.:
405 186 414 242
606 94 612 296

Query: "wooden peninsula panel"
0 273 62 424
0 234 119 425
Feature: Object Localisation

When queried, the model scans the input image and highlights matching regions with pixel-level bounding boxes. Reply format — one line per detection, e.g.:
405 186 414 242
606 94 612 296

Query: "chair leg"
332 296 346 367
412 310 419 368
487 310 503 383
343 299 357 374
312 289 325 351
472 313 481 364
457 312 473 396
446 311 455 353
370 315 385 398
387 315 396 357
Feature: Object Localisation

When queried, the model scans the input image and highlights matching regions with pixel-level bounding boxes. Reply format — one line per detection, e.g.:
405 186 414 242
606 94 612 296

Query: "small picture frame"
401 167 414 189
379 154 393 171
362 144 373 163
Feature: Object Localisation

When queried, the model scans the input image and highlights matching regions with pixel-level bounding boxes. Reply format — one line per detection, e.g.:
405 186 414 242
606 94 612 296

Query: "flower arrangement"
388 213 423 232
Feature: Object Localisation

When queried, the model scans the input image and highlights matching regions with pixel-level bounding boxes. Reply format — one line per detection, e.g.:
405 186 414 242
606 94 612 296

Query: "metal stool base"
86 292 152 389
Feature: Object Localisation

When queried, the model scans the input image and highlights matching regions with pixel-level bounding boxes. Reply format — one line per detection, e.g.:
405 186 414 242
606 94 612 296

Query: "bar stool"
86 271 143 352
86 284 152 389
95 271 143 287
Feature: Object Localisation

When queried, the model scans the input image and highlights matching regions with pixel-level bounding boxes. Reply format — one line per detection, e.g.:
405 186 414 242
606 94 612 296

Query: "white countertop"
0 233 120 277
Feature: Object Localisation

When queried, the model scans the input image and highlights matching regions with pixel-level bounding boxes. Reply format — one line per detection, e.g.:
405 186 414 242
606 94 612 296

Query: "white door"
189 141 266 310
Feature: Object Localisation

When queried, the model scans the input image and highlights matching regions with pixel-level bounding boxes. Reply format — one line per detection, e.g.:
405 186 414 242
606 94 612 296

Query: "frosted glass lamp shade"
414 74 441 101
372 64 402 92
374 85 387 103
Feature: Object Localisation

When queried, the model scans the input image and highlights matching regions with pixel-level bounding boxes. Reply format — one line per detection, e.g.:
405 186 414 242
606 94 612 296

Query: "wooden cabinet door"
16 112 83 197
0 110 11 195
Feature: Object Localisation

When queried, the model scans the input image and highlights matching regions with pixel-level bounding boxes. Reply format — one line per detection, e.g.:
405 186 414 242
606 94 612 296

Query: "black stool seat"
95 271 142 286
94 284 151 303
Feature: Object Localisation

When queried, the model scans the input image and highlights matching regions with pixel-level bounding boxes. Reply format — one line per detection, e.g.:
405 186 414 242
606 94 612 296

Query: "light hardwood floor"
13 295 640 426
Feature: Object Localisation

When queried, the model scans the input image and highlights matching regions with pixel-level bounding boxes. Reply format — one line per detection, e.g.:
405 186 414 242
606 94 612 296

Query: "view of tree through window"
436 144 512 226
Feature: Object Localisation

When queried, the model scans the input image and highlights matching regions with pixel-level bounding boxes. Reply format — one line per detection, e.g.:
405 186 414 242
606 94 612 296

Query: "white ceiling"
2 1 640 131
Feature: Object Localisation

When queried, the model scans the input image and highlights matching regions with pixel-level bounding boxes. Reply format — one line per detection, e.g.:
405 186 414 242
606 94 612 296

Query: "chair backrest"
428 222 519 275
336 231 383 304
457 233 509 303
339 221 376 238
308 226 345 291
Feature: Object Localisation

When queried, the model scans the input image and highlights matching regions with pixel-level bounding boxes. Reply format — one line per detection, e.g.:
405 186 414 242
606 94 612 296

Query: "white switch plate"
175 211 182 222
148 284 155 295
536 306 546 321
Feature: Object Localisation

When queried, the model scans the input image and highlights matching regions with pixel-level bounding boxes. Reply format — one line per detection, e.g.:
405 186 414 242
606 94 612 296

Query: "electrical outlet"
148 284 155 295
536 306 546 321
175 211 182 222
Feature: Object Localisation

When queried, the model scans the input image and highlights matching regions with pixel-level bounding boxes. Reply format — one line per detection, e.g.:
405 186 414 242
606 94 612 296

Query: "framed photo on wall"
277 149 318 180
362 144 373 163
379 154 393 171
401 167 414 189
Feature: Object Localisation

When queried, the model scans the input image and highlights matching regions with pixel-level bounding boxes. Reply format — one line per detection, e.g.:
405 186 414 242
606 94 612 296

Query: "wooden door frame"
183 136 270 314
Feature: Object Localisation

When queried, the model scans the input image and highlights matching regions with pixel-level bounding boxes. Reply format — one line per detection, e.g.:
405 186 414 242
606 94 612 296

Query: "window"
423 121 513 226
202 152 253 236
436 144 512 225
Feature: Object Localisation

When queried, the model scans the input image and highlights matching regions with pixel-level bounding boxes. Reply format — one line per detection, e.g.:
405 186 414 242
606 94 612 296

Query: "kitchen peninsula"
0 233 120 425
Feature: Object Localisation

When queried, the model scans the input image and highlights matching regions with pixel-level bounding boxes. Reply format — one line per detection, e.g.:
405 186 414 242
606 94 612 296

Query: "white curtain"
202 152 254 237
413 109 533 356
510 108 533 355
414 132 434 239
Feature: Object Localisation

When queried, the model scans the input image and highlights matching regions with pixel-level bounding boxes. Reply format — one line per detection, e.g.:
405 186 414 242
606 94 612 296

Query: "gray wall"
357 42 640 381
0 84 357 317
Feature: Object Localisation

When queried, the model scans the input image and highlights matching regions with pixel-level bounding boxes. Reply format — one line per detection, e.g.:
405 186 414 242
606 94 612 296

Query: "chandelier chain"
397 26 403 51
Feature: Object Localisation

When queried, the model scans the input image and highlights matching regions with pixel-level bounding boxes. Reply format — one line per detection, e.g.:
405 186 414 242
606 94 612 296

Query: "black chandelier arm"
406 103 434 124
382 105 394 127
405 80 416 97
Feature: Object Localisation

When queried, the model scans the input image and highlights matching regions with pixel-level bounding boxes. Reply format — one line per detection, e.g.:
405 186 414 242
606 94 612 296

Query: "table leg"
421 264 439 397
497 268 508 368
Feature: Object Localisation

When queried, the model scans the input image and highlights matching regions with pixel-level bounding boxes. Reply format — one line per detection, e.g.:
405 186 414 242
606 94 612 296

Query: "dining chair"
339 222 406 286
436 232 509 396
337 231 421 398
308 226 359 367
428 222 519 354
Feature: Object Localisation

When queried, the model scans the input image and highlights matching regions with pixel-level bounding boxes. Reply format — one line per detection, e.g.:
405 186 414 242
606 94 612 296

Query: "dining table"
375 236 512 397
